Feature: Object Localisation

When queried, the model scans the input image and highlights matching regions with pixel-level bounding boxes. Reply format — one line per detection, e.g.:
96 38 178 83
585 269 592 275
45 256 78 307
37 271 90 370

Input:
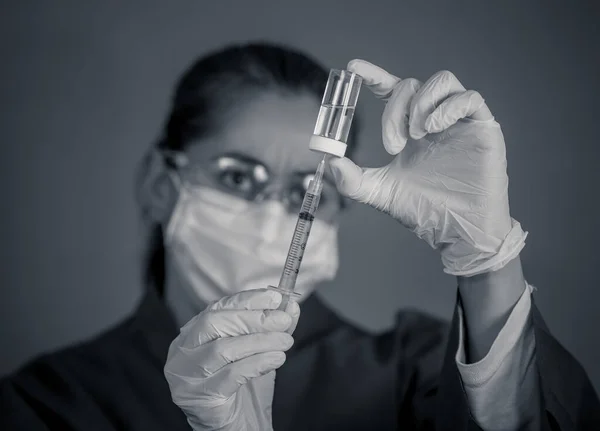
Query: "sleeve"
433 289 600 430
0 355 116 430
398 288 600 430
454 283 538 430
0 376 51 430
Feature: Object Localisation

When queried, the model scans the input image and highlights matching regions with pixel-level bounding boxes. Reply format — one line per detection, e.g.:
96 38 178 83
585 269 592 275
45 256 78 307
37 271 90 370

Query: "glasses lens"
175 154 342 221
286 174 341 222
178 156 268 200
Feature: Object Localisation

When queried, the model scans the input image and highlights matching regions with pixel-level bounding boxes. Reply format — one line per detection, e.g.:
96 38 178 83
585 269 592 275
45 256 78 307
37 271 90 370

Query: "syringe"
270 68 362 312
273 154 329 311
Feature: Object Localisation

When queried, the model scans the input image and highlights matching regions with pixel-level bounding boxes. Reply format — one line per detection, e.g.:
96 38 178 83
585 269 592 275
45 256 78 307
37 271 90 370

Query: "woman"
1 42 598 430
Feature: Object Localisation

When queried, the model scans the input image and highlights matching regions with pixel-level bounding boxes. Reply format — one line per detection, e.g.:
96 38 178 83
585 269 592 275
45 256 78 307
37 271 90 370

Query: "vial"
309 69 363 158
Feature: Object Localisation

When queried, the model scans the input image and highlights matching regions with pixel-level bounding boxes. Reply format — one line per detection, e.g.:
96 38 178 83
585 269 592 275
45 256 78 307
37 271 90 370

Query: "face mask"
164 181 339 305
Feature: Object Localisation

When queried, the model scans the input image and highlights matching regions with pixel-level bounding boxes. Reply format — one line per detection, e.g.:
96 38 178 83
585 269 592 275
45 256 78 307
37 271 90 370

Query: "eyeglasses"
162 150 343 222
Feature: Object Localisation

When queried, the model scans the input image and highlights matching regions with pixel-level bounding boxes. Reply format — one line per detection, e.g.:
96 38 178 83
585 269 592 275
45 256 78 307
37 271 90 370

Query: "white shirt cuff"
455 283 537 430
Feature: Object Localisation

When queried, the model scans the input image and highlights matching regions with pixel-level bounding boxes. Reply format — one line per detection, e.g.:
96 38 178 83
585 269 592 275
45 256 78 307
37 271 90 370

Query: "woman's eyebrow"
211 152 267 167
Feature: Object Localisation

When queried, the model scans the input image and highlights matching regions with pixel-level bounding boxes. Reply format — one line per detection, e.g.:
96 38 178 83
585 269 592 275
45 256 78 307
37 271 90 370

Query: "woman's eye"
219 170 254 193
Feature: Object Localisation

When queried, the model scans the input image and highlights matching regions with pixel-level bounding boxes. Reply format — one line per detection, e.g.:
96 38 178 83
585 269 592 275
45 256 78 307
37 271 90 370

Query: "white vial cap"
309 135 347 158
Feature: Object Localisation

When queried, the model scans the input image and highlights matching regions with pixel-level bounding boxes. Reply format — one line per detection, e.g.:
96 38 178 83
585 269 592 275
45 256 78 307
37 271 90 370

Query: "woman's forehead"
186 92 327 175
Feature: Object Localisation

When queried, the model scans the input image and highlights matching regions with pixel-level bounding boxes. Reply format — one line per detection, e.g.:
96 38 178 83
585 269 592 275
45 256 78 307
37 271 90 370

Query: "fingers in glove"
328 157 390 206
211 351 287 399
347 59 401 101
409 70 467 140
193 332 294 377
328 157 365 200
283 299 301 335
382 78 422 155
424 90 489 134
208 288 283 312
184 309 293 347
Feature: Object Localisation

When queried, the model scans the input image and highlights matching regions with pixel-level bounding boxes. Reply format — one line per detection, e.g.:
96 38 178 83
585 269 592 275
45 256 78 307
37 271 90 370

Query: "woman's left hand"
330 60 527 277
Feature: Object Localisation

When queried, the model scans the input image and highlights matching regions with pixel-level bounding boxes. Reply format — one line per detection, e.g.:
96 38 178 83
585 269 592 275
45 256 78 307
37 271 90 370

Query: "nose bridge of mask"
246 200 292 243
168 182 253 239
256 179 288 204
189 186 250 214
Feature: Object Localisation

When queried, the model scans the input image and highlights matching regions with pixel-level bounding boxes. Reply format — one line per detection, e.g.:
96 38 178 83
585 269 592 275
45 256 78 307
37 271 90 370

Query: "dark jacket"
1 288 598 430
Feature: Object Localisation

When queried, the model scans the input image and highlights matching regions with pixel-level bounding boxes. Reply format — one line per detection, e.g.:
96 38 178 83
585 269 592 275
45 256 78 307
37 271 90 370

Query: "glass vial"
310 69 363 158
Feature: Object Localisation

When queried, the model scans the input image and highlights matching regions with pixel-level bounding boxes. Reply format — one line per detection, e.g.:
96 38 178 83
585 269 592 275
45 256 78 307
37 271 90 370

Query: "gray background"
1 0 599 395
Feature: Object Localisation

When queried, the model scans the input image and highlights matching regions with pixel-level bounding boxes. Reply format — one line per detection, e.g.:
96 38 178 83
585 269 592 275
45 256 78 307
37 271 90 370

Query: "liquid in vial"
314 104 356 142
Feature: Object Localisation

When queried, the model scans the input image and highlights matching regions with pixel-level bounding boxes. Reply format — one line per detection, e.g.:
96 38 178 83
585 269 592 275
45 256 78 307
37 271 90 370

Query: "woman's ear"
136 150 179 226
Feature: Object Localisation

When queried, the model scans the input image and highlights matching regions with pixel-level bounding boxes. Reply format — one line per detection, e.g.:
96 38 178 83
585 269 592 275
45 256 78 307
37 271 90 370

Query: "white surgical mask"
165 180 339 305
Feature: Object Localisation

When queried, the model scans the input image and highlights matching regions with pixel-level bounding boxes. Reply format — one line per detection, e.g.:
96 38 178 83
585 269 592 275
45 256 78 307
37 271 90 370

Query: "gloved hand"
330 60 527 276
164 289 299 431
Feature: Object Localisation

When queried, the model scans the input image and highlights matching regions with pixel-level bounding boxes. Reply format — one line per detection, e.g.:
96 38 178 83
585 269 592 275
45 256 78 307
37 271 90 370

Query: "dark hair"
138 41 361 296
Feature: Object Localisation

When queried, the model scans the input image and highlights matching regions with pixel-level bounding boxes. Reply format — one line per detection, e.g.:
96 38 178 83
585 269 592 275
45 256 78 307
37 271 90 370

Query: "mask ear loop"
167 169 184 192
157 148 188 190
157 149 189 240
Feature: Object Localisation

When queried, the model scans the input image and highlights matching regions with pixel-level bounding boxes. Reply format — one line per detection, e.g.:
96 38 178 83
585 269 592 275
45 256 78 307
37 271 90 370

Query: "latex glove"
330 60 527 276
164 289 299 431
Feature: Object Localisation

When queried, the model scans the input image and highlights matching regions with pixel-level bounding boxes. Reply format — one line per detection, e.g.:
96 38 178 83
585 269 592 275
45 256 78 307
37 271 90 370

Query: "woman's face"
158 90 343 313
168 91 342 222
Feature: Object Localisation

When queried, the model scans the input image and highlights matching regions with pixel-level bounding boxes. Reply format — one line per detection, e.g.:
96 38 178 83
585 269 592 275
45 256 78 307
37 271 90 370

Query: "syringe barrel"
310 69 363 158
277 189 320 291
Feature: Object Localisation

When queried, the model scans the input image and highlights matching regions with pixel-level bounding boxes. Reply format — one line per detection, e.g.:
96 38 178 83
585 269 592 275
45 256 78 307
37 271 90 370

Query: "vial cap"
309 135 347 158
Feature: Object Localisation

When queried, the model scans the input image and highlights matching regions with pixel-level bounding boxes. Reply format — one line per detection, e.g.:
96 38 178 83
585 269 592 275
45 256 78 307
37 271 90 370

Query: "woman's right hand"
164 289 300 431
